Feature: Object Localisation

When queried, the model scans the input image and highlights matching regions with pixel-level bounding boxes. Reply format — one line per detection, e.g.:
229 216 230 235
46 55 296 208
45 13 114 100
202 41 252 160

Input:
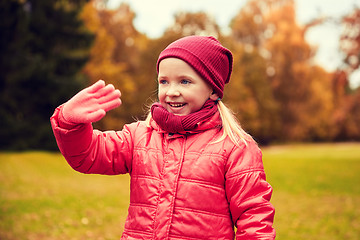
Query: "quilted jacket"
51 106 275 240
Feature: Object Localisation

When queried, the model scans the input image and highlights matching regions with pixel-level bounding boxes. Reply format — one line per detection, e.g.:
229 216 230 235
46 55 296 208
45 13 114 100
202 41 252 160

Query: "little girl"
51 35 276 239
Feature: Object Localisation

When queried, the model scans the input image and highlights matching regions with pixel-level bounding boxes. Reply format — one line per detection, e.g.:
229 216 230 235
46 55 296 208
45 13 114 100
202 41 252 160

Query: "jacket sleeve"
225 141 276 240
50 105 133 175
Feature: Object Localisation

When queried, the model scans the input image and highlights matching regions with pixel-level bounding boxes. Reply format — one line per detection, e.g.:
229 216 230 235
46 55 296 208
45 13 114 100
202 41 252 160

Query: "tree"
331 7 360 141
340 7 360 73
81 1 151 130
331 70 360 140
164 11 221 38
230 0 334 142
264 0 318 141
224 40 281 144
0 0 93 150
229 0 286 142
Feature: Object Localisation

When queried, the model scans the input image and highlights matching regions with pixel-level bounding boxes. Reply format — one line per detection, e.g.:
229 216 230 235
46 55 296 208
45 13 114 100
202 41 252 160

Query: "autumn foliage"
78 0 359 144
1 0 359 150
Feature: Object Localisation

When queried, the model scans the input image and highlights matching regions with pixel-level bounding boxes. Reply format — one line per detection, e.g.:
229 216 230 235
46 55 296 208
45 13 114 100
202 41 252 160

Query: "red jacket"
51 106 275 240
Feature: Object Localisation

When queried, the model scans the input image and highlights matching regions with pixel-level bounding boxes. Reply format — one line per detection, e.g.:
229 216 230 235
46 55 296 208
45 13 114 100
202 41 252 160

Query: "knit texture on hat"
157 36 233 99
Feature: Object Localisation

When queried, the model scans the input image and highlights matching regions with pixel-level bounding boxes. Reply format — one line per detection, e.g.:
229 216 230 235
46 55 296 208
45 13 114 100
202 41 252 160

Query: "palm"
62 80 122 124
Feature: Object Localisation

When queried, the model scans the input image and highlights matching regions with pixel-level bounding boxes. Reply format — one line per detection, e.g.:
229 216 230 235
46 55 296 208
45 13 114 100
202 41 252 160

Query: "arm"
50 80 132 175
225 142 276 239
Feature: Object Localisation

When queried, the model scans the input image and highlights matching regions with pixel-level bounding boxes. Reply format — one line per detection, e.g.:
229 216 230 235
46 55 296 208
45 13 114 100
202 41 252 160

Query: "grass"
1 143 359 239
262 143 360 240
0 152 130 240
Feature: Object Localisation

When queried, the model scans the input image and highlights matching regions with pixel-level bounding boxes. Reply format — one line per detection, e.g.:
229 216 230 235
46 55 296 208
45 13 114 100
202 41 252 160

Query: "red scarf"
150 99 218 133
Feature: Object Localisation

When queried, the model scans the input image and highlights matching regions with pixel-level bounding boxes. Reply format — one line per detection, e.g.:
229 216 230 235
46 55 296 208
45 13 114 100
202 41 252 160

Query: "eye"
159 79 168 84
181 79 191 84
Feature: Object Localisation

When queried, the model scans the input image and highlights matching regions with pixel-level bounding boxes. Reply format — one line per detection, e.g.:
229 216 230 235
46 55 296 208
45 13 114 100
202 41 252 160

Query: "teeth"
169 103 185 107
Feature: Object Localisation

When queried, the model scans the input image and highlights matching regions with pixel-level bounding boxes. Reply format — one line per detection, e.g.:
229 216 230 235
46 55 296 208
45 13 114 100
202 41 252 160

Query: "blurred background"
1 1 360 240
1 0 360 150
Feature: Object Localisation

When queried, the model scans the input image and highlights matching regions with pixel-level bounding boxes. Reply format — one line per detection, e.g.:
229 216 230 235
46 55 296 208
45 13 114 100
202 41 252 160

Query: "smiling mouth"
168 102 186 108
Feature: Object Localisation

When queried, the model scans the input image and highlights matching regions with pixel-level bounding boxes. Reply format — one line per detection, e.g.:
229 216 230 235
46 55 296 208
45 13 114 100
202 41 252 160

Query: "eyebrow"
158 74 194 80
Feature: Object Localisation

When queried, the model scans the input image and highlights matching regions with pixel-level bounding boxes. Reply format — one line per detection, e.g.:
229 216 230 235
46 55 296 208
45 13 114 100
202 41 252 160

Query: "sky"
107 0 360 88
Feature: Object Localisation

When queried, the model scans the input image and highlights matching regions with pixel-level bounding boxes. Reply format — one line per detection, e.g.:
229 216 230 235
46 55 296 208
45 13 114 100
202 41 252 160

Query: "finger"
94 83 117 98
87 80 106 94
102 97 122 112
98 89 121 104
85 109 106 123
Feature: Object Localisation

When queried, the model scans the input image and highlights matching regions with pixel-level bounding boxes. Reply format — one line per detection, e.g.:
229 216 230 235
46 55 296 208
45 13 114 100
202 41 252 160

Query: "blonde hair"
145 100 253 147
215 100 253 146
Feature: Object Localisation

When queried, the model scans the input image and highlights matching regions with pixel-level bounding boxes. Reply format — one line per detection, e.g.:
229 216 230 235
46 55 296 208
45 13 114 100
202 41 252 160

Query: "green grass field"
1 143 360 240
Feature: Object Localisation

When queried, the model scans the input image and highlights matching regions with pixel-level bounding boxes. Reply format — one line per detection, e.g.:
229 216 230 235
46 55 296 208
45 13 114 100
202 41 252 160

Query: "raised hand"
61 80 121 124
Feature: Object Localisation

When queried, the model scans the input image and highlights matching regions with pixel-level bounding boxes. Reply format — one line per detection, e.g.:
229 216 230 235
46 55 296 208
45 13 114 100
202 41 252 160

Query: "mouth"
168 102 187 108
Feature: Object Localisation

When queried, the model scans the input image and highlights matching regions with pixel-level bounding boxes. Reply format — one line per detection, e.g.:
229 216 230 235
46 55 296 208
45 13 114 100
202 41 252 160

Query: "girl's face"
158 58 218 116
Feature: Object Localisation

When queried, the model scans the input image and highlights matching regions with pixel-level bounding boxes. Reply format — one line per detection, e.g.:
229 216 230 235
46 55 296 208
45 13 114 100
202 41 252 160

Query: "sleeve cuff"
58 105 81 129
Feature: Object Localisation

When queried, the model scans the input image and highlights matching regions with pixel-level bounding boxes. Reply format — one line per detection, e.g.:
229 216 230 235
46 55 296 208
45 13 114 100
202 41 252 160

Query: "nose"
166 83 180 97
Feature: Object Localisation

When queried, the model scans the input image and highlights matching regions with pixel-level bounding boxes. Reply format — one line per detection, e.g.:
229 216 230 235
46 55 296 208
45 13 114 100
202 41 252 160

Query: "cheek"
158 88 166 101
193 88 212 101
157 86 163 97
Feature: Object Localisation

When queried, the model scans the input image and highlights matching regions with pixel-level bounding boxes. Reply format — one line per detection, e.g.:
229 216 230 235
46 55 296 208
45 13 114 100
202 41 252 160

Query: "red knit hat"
156 35 233 99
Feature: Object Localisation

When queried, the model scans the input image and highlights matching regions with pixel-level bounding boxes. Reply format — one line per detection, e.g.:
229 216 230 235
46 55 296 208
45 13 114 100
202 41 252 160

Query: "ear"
209 91 219 101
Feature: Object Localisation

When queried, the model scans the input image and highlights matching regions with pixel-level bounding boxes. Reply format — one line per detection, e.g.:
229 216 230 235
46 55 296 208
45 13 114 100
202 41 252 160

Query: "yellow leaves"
80 1 133 89
81 217 89 225
80 1 101 32
79 1 151 130
229 0 344 141
165 12 221 38
76 0 359 141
